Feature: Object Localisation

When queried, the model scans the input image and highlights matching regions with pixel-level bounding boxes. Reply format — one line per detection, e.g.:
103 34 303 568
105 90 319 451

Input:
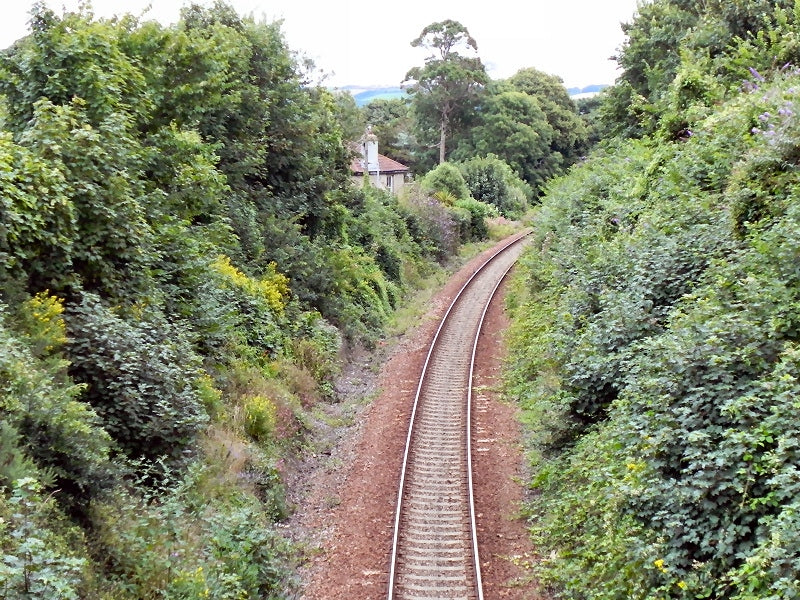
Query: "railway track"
387 233 529 600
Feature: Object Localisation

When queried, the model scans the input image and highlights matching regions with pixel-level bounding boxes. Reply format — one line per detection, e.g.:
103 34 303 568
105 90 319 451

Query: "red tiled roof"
351 153 410 175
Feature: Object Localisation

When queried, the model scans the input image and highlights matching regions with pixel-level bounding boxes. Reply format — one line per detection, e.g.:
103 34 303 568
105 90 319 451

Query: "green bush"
65 294 208 462
510 67 800 599
0 304 111 499
243 395 278 441
0 478 90 600
91 466 296 599
290 310 342 392
399 187 461 261
0 133 75 291
453 197 497 241
458 154 530 218
420 162 472 201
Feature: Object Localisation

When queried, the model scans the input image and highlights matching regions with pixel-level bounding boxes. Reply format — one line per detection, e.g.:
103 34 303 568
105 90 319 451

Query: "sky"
0 0 642 89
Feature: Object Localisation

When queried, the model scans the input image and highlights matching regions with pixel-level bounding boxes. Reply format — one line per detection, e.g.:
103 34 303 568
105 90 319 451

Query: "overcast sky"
1 0 642 89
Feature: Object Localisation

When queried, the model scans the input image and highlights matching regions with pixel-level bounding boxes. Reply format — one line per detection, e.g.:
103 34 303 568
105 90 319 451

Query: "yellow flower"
678 581 688 590
654 558 668 573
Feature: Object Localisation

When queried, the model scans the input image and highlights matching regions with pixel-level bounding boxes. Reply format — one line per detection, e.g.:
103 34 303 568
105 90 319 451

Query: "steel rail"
466 251 523 600
387 232 529 600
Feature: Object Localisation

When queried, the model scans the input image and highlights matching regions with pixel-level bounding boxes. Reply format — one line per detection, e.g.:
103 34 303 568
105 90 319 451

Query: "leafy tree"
508 68 588 164
404 20 488 165
602 0 700 136
575 95 604 147
601 0 798 138
0 132 74 295
0 3 147 135
453 89 554 191
362 97 414 166
0 2 490 595
421 162 471 201
458 154 530 218
331 89 365 141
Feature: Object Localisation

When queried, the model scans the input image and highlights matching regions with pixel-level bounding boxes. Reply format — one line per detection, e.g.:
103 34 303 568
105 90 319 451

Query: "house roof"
351 153 410 175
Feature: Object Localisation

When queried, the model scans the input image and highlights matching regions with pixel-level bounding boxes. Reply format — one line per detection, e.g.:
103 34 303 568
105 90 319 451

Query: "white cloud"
0 0 640 88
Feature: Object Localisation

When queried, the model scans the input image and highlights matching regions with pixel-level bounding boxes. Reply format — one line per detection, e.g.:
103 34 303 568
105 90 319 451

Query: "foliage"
0 478 90 600
210 255 289 355
0 1 520 596
457 154 530 218
452 197 496 241
576 95 605 146
65 294 208 462
0 300 111 500
421 161 471 200
0 3 147 133
447 69 587 193
404 20 488 165
361 97 415 166
22 97 151 297
0 132 74 293
331 90 365 141
243 395 278 441
600 0 798 138
509 36 800 599
400 186 463 261
507 67 588 164
453 89 554 191
91 464 296 599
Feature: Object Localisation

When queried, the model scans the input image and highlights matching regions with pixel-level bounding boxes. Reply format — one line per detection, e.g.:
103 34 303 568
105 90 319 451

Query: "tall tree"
508 68 588 165
452 88 554 191
404 20 487 165
601 0 797 138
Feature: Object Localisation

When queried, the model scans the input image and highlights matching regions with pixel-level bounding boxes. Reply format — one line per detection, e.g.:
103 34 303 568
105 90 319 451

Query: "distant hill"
337 86 406 106
337 83 610 106
566 84 609 97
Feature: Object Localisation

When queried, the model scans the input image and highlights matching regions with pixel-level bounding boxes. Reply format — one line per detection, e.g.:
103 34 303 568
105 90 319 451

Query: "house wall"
351 172 407 195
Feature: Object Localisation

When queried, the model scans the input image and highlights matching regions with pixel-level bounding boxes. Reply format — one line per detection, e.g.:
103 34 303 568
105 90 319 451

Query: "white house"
350 127 410 195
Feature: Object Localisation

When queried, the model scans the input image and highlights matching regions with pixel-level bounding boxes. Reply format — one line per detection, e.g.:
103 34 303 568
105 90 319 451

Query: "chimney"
363 125 380 175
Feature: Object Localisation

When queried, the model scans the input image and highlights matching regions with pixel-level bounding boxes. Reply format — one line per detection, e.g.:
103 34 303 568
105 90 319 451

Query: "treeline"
0 2 530 597
337 20 590 196
509 1 800 598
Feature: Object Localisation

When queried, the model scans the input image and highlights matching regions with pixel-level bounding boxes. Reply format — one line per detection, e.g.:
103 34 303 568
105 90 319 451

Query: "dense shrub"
65 294 208 462
0 300 111 499
458 154 530 218
420 162 472 201
509 65 800 599
0 2 512 596
400 187 462 261
91 465 296 599
453 197 496 241
0 133 74 292
0 478 90 600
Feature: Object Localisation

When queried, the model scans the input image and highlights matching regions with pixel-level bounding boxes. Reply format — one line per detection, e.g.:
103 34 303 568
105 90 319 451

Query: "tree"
331 90 365 141
452 89 554 191
421 162 471 201
600 0 797 138
362 97 414 166
404 20 487 165
508 68 588 165
458 154 531 219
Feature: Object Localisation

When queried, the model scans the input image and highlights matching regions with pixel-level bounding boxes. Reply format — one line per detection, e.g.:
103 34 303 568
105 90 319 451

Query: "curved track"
387 233 528 600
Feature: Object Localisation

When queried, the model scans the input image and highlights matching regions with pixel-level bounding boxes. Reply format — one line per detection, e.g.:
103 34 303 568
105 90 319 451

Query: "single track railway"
387 233 529 600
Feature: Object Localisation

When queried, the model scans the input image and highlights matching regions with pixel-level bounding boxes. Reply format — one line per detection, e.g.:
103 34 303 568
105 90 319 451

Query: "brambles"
509 7 800 596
